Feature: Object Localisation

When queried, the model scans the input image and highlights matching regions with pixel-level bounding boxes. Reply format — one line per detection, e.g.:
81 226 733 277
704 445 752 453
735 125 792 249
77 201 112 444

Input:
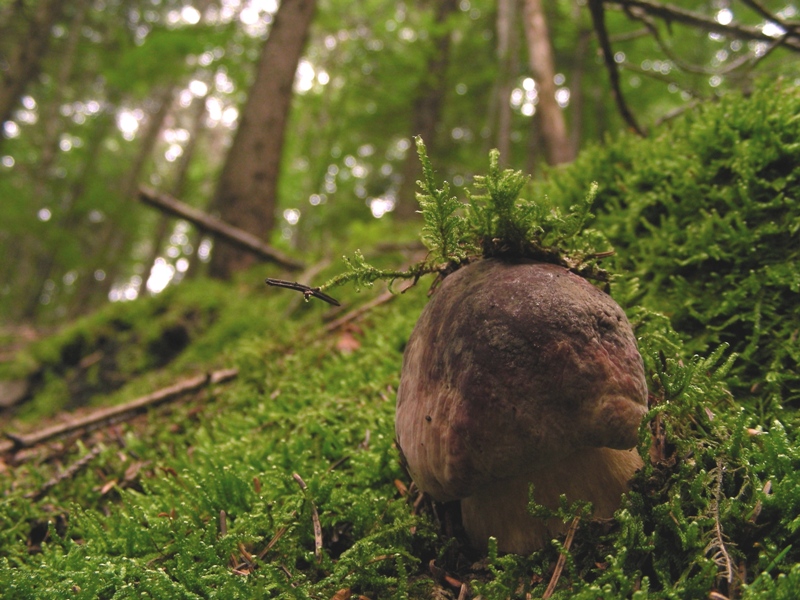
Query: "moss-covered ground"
1 81 799 598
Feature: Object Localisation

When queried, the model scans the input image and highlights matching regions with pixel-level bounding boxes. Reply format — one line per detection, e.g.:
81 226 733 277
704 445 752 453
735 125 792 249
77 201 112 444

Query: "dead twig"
266 278 341 306
605 0 800 49
282 258 333 316
138 186 304 271
457 583 468 600
219 510 228 537
4 368 238 450
706 460 735 585
25 445 103 500
542 516 581 599
323 289 397 333
257 514 296 560
292 472 323 563
588 0 647 137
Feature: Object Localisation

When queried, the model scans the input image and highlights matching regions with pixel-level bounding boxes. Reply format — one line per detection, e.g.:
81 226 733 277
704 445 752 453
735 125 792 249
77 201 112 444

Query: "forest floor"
2 82 800 599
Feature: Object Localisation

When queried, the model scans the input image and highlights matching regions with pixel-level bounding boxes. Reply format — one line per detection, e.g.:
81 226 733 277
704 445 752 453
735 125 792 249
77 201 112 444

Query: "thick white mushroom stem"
460 447 643 555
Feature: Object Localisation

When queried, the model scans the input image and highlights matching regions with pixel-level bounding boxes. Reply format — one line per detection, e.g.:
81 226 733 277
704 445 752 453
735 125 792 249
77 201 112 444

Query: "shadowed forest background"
3 0 798 326
2 1 800 598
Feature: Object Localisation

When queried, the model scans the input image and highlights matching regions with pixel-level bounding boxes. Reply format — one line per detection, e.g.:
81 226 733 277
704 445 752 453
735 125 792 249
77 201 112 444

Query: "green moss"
2 80 799 598
538 79 800 410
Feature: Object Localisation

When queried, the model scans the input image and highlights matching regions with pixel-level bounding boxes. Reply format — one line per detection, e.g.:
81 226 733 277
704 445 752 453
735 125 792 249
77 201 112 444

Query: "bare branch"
138 186 305 271
609 27 651 42
25 446 103 500
265 278 341 306
621 60 705 99
621 3 795 75
605 0 800 50
4 368 238 450
588 0 647 136
739 0 800 33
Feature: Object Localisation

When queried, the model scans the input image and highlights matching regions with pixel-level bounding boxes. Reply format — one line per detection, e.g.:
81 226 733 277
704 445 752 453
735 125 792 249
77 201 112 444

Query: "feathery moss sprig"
319 138 610 294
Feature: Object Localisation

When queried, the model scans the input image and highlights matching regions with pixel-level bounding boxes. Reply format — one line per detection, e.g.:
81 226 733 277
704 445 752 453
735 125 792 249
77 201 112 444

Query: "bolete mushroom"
396 258 648 554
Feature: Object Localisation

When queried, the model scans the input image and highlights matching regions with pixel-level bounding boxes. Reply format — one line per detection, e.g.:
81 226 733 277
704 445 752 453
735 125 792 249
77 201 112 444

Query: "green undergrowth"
538 79 800 413
2 80 800 598
0 223 415 423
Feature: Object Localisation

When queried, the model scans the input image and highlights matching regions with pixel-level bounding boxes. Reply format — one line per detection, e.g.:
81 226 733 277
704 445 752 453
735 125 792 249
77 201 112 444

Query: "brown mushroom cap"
396 258 648 502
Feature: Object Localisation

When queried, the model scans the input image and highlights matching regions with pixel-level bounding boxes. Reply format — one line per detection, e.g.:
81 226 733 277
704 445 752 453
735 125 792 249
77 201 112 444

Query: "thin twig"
542 516 581 599
323 289 397 333
257 513 296 560
623 4 791 75
266 278 341 306
292 472 323 563
138 186 304 271
620 60 704 98
739 0 800 33
605 0 800 50
4 368 238 450
25 445 103 500
219 510 228 537
588 0 647 136
706 460 735 584
282 258 333 316
653 99 701 126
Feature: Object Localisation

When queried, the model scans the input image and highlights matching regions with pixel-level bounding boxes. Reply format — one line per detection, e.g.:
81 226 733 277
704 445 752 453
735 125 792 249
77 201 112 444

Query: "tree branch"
739 0 800 33
621 2 796 75
138 186 305 271
605 0 800 50
588 0 647 136
4 368 238 450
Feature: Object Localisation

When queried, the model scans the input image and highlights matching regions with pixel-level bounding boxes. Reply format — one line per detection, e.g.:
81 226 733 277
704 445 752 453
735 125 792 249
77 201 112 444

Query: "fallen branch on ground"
25 445 104 500
323 289 398 333
4 368 239 451
138 186 304 271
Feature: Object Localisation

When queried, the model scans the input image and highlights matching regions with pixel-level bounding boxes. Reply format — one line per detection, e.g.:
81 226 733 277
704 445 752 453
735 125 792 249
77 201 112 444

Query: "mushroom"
396 258 648 554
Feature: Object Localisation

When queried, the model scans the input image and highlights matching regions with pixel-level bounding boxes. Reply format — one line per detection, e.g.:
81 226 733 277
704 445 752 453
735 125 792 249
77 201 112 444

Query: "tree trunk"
0 0 64 134
145 90 209 277
568 0 590 157
16 103 117 321
9 0 90 322
494 0 519 166
523 0 572 166
70 86 175 316
393 0 459 222
33 0 91 202
208 0 317 278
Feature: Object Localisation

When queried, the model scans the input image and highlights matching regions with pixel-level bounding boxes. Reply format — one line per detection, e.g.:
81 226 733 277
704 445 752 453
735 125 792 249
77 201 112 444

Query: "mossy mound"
540 80 800 410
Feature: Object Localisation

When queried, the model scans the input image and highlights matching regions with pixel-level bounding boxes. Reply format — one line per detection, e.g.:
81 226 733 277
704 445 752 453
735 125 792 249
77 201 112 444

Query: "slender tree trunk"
567 0 590 157
208 0 317 278
71 86 175 315
393 0 459 221
33 0 91 200
18 107 117 320
8 0 90 322
0 0 64 134
523 0 572 165
146 90 209 275
494 0 519 166
568 29 590 158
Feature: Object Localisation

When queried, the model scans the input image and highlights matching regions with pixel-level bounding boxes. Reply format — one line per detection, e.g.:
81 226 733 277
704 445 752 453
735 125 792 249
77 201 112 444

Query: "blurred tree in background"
1 0 798 326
